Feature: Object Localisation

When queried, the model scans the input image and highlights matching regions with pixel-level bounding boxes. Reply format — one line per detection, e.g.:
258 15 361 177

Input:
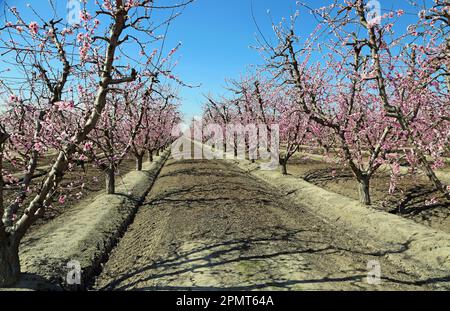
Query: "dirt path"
94 157 442 291
17 155 169 290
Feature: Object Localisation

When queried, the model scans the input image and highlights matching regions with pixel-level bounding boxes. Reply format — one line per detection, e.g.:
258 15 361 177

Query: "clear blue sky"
1 0 426 121
166 0 323 120
161 0 423 121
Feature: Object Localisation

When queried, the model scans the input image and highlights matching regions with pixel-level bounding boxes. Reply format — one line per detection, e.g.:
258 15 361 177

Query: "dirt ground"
47 158 137 221
93 157 445 291
4 154 137 228
285 157 450 234
17 155 169 290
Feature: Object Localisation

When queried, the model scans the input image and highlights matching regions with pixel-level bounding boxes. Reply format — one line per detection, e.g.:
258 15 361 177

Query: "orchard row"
0 0 191 287
202 1 449 205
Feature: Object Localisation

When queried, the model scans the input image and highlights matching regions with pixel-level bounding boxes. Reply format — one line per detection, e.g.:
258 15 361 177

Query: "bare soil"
94 157 443 291
285 156 450 234
16 154 169 290
4 154 137 228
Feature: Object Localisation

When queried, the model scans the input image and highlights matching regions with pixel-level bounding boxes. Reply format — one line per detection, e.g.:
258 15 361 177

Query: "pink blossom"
34 142 44 152
28 21 39 35
125 0 138 9
9 94 19 102
58 195 66 205
79 11 92 22
78 154 88 161
61 28 73 35
55 101 75 110
103 0 113 11
83 141 93 151
77 33 84 42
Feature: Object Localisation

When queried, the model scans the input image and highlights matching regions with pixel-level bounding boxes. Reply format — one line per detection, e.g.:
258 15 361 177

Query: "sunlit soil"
3 153 137 228
285 156 450 234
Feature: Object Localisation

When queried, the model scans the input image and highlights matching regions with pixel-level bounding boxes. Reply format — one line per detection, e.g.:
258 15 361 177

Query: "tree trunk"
156 149 160 157
148 151 154 162
416 151 450 200
106 167 115 195
136 155 143 171
357 176 371 205
281 159 288 175
0 239 20 287
357 5 449 201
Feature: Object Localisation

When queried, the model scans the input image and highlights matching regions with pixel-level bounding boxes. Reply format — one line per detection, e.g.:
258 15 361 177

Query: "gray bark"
106 167 115 195
357 175 371 206
136 155 144 171
0 239 20 287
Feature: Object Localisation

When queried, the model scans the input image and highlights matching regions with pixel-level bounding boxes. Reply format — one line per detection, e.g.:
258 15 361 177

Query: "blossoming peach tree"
0 0 191 287
254 0 449 204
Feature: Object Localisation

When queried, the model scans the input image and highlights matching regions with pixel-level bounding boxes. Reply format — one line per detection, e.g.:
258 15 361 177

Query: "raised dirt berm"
196 140 450 283
290 151 450 184
15 150 170 291
248 164 449 282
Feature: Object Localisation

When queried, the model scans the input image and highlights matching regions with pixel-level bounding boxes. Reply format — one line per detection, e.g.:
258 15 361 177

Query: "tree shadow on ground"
95 159 449 291
387 186 450 216
304 168 353 185
8 273 63 291
303 167 449 225
97 226 447 291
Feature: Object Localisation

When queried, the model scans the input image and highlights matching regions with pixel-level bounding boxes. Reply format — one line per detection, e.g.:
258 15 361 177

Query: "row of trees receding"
0 0 191 287
202 0 449 206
